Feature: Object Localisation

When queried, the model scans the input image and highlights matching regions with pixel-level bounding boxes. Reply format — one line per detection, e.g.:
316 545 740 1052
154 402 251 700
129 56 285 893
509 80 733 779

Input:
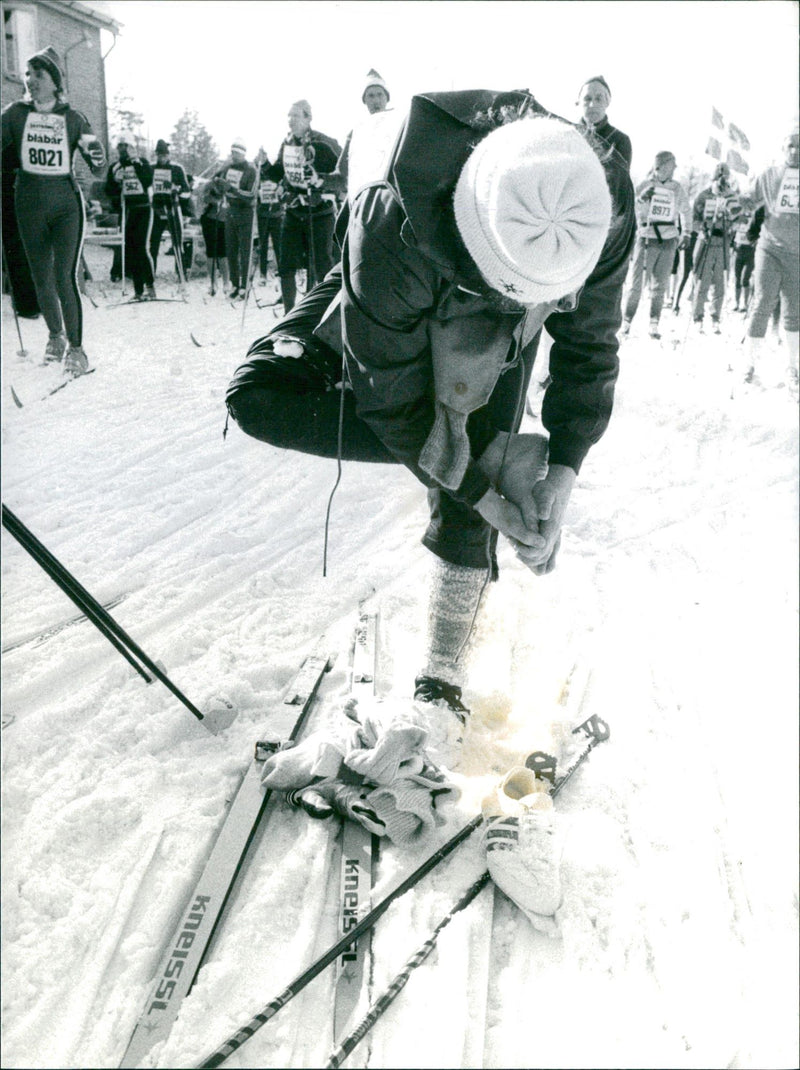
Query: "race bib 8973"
21 112 70 175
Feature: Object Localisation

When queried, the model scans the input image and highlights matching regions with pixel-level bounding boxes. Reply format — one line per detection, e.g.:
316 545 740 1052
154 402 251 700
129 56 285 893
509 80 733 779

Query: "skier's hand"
474 487 547 554
515 464 577 576
679 233 691 249
478 432 549 530
303 163 323 188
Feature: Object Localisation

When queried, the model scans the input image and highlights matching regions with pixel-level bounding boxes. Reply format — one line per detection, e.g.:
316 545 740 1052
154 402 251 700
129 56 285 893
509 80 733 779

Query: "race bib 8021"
20 112 70 175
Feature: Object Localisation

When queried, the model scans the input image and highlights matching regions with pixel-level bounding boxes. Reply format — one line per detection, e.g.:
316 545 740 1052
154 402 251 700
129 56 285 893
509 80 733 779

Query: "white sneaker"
484 767 562 934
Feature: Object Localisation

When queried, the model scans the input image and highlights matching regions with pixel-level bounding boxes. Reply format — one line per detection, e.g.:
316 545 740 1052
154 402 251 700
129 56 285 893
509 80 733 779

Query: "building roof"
39 0 123 33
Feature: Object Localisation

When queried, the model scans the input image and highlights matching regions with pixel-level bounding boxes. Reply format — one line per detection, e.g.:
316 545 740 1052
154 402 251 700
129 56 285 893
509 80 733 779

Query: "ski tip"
201 699 238 735
10 385 24 408
190 331 203 347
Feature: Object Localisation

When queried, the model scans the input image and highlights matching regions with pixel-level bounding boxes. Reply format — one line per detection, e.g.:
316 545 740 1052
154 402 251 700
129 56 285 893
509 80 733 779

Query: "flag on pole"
706 106 750 174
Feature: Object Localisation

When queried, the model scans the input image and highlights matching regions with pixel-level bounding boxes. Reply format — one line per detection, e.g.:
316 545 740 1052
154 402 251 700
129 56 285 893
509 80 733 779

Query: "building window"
4 7 37 81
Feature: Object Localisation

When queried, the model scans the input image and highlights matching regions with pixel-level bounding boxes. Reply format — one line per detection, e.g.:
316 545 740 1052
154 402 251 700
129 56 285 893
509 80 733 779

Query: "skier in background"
691 162 742 333
106 133 156 301
621 150 691 339
211 139 257 299
199 176 230 295
329 69 393 196
267 100 341 312
148 138 192 278
743 127 799 384
731 207 756 312
255 153 283 287
1 46 105 373
576 74 632 170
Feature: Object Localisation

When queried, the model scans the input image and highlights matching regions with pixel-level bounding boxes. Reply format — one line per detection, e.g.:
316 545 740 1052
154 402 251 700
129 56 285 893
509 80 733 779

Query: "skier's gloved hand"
303 163 323 188
679 233 691 249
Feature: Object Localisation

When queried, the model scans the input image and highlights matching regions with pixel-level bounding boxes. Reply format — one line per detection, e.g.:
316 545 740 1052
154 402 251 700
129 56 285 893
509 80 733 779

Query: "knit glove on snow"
260 710 459 846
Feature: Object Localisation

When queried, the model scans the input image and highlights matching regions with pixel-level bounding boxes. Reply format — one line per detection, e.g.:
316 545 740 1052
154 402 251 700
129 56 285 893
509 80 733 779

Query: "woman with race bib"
1 47 105 375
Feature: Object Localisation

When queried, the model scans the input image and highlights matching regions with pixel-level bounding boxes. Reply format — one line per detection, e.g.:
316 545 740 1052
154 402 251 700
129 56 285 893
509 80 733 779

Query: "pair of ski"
118 612 378 1068
118 610 609 1068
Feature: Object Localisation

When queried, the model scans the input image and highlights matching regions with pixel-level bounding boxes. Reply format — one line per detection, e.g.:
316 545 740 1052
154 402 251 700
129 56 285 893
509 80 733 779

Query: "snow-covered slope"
2 257 798 1069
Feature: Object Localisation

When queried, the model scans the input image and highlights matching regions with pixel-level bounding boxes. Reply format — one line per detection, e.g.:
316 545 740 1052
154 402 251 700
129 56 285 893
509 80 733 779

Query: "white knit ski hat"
362 69 390 103
231 137 247 153
453 117 612 305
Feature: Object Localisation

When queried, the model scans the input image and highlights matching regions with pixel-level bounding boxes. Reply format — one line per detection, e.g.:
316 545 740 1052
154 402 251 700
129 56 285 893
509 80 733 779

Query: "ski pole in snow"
1 505 234 734
325 871 492 1069
194 814 485 1069
120 196 127 297
325 713 611 1068
1 246 29 357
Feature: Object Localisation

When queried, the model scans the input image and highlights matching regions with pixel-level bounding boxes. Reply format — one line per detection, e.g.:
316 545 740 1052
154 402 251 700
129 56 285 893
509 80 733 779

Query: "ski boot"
64 346 90 378
44 331 67 363
411 675 470 769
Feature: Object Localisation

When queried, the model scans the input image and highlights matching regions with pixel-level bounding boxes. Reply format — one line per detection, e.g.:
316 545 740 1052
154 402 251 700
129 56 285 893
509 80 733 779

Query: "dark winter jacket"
580 116 632 171
213 159 257 217
151 158 191 214
2 99 105 192
311 90 636 503
268 129 342 216
107 154 153 209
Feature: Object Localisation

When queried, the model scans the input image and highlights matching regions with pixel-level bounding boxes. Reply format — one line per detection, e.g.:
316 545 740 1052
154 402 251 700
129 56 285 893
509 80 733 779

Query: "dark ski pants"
226 209 254 291
257 210 282 278
149 206 184 277
15 178 84 345
2 182 40 317
124 205 155 296
278 208 335 312
225 270 539 575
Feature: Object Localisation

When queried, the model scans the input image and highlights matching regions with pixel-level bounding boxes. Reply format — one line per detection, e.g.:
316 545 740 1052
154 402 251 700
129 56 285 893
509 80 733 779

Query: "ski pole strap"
1 504 208 725
325 870 491 1069
194 813 484 1068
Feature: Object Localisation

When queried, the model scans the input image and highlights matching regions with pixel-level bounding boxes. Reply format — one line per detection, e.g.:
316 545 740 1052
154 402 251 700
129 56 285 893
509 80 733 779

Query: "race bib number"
224 167 243 191
282 143 306 187
703 196 726 223
776 168 798 214
259 179 278 204
20 112 70 175
647 186 676 224
153 167 172 196
122 165 145 197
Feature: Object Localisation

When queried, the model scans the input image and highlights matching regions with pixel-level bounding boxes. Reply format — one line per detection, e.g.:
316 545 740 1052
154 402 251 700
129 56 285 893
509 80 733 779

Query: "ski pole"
240 150 263 329
1 505 225 732
168 195 187 290
194 814 484 1069
325 714 611 1068
325 872 492 1069
1 246 29 356
120 195 127 297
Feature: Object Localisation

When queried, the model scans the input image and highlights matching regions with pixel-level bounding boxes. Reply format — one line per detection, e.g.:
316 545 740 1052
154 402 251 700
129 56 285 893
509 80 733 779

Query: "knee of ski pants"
422 487 499 579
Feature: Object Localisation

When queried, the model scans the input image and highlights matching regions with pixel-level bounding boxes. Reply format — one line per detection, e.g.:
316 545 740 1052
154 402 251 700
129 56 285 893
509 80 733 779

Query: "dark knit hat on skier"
29 47 64 92
155 139 170 154
363 69 390 103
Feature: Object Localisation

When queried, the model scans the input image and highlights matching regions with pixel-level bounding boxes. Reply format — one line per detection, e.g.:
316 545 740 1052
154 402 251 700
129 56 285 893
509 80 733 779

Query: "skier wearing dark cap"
149 138 191 278
1 46 105 374
577 76 632 171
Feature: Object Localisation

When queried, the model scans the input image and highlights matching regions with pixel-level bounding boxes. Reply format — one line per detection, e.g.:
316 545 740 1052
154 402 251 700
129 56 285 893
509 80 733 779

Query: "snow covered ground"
2 247 798 1070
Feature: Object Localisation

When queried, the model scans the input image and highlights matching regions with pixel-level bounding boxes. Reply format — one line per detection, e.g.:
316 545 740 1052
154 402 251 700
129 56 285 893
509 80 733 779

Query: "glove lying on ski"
482 766 563 936
260 703 460 846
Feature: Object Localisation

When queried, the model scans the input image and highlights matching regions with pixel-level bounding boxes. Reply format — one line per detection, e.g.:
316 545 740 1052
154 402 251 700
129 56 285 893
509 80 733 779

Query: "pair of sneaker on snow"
413 675 563 935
